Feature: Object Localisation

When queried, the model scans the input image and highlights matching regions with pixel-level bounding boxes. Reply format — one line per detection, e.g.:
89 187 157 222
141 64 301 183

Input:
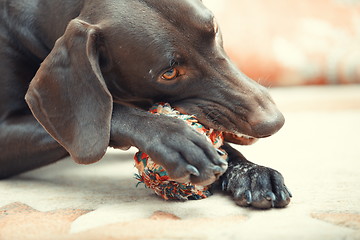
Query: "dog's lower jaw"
223 132 258 145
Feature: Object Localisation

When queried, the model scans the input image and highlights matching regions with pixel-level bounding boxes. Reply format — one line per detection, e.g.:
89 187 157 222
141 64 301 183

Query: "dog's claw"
280 191 288 201
265 192 275 207
266 192 276 201
186 165 200 176
220 160 228 170
245 190 252 204
221 179 228 191
216 148 225 156
211 165 225 173
234 189 242 199
284 186 293 198
216 156 228 169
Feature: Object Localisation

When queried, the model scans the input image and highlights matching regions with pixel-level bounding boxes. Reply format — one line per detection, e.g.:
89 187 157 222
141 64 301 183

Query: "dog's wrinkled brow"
154 51 184 75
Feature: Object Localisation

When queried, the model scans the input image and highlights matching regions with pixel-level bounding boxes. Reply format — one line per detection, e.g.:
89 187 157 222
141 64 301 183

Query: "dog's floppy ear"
25 19 112 164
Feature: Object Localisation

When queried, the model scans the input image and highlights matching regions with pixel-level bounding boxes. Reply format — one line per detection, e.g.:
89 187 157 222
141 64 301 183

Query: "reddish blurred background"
203 0 360 86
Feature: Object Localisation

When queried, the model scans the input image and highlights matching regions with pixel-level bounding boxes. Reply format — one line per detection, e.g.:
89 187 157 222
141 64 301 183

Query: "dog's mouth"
174 102 285 147
173 103 259 146
222 132 258 145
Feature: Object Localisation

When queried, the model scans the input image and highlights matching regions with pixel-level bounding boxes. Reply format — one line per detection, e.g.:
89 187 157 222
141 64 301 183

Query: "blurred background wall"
203 0 360 86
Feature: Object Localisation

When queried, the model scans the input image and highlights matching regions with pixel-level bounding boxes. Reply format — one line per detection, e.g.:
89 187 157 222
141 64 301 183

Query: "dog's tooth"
235 132 253 139
236 134 246 139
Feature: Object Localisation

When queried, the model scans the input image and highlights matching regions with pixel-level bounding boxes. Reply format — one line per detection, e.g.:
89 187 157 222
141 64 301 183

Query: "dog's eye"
161 68 179 80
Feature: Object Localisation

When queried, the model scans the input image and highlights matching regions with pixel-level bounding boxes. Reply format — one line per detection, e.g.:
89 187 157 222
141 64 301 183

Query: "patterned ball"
134 103 228 200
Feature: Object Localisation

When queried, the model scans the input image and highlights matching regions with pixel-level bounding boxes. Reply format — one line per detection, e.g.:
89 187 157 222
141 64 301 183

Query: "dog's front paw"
222 163 292 209
110 105 228 186
139 117 228 186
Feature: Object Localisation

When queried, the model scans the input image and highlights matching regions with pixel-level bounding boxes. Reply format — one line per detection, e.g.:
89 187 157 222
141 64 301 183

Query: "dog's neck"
1 0 85 60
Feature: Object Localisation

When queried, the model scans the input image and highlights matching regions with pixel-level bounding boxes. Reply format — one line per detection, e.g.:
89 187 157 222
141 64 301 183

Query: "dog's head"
26 0 284 163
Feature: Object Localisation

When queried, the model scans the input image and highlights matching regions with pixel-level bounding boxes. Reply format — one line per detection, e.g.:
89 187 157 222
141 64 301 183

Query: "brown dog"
0 0 290 208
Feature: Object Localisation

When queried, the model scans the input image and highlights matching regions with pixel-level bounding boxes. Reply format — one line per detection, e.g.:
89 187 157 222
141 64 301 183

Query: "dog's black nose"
249 110 285 138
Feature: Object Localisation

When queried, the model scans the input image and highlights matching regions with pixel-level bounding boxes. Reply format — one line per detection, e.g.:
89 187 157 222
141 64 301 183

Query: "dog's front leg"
0 115 69 179
110 103 228 186
220 143 291 209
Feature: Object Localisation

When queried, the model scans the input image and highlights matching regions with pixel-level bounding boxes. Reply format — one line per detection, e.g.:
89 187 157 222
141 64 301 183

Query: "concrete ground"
1 85 359 240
